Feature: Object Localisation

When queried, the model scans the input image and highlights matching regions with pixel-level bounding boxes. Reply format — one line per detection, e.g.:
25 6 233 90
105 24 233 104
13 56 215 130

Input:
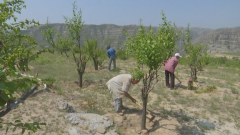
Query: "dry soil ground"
1 53 240 135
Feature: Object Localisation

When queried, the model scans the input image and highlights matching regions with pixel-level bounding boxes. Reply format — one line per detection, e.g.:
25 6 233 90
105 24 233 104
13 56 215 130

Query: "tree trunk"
78 72 83 87
93 59 98 70
193 69 197 81
64 52 69 57
141 95 148 130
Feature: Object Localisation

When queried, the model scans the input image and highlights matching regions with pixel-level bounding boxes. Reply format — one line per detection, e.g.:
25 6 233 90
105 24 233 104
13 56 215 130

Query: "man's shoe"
117 112 124 116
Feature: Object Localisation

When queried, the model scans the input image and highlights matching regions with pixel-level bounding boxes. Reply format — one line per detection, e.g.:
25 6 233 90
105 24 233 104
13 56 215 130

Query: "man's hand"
131 98 136 103
123 91 137 103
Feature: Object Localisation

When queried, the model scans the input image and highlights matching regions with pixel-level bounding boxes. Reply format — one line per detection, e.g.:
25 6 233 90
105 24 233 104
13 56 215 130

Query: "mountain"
192 27 240 53
21 23 240 53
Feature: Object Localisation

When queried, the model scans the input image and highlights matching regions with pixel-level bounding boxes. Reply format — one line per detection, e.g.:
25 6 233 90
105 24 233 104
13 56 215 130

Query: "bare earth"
1 61 240 135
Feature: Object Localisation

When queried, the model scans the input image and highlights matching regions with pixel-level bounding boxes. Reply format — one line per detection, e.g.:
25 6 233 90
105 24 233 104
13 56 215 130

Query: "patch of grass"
115 127 122 135
171 90 181 97
195 85 217 93
111 68 121 72
223 94 235 102
37 57 52 65
230 87 239 94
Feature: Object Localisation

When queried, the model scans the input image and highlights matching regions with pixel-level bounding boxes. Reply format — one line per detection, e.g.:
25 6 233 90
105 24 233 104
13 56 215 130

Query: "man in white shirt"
106 74 139 115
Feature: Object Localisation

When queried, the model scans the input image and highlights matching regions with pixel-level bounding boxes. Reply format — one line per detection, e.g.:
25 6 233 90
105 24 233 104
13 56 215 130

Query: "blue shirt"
107 48 116 58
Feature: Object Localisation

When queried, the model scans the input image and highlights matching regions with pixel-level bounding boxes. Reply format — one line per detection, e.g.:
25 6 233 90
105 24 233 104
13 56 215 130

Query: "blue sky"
4 0 240 29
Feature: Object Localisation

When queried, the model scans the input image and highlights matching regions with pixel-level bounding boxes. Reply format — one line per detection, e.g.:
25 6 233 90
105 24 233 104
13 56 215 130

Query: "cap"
175 53 182 57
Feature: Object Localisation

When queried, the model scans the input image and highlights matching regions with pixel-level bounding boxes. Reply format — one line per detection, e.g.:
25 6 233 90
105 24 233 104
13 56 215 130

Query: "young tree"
183 24 211 82
42 2 90 87
84 38 107 70
0 0 48 133
124 13 180 130
41 20 71 57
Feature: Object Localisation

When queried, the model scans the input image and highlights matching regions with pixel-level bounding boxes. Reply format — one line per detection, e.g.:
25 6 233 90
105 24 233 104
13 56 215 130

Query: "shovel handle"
174 74 182 83
135 102 152 114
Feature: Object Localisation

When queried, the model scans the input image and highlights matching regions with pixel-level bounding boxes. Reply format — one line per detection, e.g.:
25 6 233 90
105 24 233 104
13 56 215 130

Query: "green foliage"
41 77 56 88
125 14 179 72
208 57 240 68
124 12 180 129
0 0 47 133
0 119 46 134
116 48 129 60
130 67 144 81
96 49 108 68
195 86 217 94
42 1 89 87
84 38 107 70
183 24 211 81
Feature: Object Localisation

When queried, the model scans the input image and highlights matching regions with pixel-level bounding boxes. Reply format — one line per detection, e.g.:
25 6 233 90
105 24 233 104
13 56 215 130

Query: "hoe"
135 101 156 122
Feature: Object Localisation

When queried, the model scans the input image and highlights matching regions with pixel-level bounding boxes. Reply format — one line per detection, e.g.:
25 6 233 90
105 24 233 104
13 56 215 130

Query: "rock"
56 98 75 112
57 98 68 110
196 120 215 130
105 130 119 135
68 127 81 135
65 113 113 131
80 125 88 130
96 127 106 134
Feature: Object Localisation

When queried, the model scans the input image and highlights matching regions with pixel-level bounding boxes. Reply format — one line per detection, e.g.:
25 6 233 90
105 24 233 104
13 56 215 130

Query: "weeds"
195 85 217 93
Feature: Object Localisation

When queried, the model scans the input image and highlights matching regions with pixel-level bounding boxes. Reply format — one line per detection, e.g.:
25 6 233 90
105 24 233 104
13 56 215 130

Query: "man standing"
107 47 116 71
106 74 139 116
164 53 181 90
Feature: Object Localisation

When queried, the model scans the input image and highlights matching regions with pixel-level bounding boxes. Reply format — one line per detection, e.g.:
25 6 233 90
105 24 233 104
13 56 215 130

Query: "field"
1 52 240 135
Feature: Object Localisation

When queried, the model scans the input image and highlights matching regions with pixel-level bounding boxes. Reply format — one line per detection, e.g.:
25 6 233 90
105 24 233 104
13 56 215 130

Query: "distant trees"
183 24 211 82
42 2 90 87
85 38 107 70
124 13 180 130
42 2 107 87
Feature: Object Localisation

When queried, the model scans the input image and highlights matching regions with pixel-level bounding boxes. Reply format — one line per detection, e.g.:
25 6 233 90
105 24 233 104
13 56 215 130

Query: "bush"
180 56 240 68
209 57 240 68
41 77 56 88
116 49 129 60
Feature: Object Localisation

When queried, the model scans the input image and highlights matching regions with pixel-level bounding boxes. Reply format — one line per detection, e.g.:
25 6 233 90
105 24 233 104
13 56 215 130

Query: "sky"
3 0 240 29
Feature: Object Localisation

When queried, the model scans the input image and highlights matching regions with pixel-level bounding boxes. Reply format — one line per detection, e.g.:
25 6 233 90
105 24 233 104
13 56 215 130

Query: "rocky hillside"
21 23 240 53
192 27 240 53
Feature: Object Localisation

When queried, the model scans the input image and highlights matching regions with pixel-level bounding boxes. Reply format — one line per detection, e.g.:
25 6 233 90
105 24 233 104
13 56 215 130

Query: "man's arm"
123 91 136 103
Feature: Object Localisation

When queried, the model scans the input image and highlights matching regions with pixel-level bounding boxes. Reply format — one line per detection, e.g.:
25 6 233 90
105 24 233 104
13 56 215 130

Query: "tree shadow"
122 108 142 116
175 84 188 90
148 109 204 135
74 80 96 88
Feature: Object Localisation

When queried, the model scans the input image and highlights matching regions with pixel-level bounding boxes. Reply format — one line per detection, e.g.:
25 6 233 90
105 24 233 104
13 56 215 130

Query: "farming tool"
174 74 182 87
135 101 156 122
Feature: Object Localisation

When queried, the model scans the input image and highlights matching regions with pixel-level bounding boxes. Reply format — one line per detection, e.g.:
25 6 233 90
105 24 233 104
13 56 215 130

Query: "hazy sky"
4 0 240 29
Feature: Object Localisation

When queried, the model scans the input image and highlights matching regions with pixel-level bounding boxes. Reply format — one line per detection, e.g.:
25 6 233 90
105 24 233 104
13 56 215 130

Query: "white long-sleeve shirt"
106 74 132 100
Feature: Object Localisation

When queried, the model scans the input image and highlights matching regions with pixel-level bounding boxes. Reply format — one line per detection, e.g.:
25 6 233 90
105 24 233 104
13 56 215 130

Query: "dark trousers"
165 70 175 89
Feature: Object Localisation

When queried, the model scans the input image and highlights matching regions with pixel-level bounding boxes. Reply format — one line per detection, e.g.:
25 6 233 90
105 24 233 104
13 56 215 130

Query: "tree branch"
0 85 38 117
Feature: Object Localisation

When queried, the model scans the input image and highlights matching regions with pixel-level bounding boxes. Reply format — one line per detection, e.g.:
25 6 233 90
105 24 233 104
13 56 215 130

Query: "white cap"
175 53 182 57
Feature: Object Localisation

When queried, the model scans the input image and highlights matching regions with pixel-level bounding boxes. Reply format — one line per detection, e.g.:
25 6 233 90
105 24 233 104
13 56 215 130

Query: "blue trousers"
108 56 116 70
